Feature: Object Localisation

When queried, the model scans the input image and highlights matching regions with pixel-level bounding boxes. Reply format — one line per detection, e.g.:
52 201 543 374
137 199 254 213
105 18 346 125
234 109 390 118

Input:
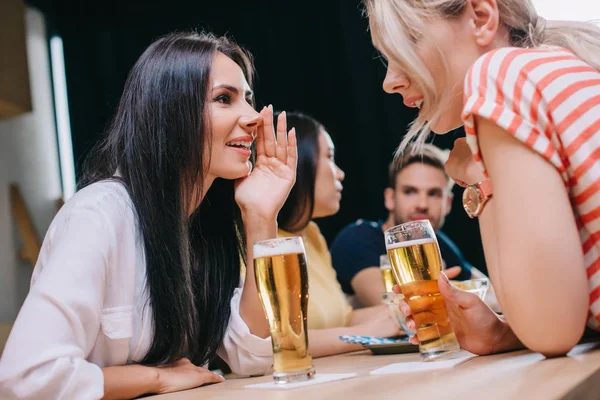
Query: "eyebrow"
400 185 443 192
212 84 254 98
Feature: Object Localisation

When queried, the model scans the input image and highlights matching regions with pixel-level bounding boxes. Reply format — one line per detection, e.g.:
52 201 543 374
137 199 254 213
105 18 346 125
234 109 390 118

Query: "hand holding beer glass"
384 220 460 361
253 237 315 383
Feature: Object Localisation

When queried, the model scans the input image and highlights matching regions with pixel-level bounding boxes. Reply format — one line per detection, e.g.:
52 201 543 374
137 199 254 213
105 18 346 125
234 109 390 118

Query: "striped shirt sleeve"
461 47 577 179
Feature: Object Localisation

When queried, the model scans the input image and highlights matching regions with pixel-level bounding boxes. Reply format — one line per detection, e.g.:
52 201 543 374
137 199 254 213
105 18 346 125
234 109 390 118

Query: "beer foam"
385 237 437 251
254 241 305 258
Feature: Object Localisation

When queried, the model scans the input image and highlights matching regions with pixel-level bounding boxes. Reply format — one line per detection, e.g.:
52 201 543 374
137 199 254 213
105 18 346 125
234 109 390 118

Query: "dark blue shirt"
330 219 473 294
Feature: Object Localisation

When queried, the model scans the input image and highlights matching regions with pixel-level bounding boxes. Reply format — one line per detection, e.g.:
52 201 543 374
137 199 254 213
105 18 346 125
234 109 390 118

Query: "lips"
226 135 254 157
403 96 424 109
225 135 253 150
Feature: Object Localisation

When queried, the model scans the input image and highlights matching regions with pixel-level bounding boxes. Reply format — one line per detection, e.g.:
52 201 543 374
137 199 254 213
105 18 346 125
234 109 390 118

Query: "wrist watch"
462 180 493 218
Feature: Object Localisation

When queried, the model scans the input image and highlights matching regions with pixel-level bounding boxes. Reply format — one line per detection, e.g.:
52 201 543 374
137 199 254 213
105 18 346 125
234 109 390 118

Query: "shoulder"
462 46 596 174
436 230 472 272
305 222 328 251
50 180 135 244
34 180 138 288
66 180 132 218
436 230 458 250
70 180 132 209
333 219 381 241
331 219 384 256
465 46 584 94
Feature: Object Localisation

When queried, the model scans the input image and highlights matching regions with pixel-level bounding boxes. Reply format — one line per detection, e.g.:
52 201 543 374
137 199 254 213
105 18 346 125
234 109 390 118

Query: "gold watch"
462 180 493 218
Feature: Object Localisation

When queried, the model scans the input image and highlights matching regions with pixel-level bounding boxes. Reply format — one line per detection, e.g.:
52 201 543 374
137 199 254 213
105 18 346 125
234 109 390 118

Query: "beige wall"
0 8 62 323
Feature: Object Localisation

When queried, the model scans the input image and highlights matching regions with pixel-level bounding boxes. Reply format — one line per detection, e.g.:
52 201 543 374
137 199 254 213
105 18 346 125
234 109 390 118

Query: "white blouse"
0 181 272 399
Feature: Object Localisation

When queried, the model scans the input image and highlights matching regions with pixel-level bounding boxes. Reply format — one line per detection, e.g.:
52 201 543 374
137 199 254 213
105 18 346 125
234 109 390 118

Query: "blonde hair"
365 0 600 153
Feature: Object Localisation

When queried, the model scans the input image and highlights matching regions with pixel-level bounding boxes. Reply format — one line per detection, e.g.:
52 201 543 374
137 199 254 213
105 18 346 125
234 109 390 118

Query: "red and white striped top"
462 46 600 330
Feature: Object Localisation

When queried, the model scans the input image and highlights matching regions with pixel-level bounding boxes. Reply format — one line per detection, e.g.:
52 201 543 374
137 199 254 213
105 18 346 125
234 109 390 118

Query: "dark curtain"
28 0 486 273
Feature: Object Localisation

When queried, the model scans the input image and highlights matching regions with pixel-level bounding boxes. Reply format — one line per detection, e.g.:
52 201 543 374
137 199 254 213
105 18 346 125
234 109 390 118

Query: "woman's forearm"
349 305 387 326
308 328 364 358
240 213 276 338
102 365 160 400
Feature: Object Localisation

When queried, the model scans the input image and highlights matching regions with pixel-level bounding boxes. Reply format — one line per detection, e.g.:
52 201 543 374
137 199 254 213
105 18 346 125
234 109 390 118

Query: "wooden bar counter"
149 342 600 399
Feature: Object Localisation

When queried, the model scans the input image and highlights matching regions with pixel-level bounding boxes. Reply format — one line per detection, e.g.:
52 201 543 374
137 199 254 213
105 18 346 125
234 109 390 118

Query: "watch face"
463 186 480 215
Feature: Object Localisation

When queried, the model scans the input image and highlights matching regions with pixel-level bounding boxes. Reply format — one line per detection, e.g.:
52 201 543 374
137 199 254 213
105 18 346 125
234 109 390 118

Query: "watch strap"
476 180 493 199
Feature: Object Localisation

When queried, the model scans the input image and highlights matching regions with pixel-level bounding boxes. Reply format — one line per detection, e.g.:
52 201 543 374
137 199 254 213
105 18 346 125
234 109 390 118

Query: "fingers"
439 272 479 308
454 179 469 188
444 266 462 280
398 299 411 317
392 284 402 294
398 298 418 334
286 128 297 170
194 365 225 386
275 111 287 162
398 298 416 332
262 105 276 157
255 107 267 156
203 371 225 384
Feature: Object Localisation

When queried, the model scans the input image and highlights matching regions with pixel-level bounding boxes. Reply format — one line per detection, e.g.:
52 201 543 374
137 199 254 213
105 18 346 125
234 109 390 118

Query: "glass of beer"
253 237 315 383
384 220 460 361
380 254 396 293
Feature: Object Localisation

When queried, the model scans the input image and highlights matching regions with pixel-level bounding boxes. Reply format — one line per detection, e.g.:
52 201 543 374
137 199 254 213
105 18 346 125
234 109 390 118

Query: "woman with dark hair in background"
0 32 297 399
277 112 401 357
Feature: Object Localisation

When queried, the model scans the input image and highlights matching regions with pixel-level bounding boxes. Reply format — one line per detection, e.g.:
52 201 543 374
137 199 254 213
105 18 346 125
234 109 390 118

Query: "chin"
213 163 251 180
431 123 462 135
328 203 341 217
313 203 340 219
430 119 463 135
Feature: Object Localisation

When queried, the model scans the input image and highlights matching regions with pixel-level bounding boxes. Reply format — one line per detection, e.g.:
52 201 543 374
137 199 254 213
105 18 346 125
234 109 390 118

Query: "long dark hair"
277 112 323 232
79 32 255 366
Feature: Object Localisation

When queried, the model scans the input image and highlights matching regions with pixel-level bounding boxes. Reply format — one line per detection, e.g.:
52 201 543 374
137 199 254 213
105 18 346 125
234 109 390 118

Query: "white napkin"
370 352 476 375
245 373 357 390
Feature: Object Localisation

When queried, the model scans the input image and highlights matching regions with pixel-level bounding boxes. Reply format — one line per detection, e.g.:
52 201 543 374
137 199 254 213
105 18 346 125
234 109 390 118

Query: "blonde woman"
365 0 600 357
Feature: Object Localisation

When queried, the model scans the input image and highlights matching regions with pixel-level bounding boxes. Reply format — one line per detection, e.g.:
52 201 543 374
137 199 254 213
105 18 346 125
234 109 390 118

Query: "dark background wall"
29 0 487 273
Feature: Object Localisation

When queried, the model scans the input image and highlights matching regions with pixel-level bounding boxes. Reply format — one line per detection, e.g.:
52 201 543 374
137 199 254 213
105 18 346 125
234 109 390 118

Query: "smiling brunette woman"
0 32 297 399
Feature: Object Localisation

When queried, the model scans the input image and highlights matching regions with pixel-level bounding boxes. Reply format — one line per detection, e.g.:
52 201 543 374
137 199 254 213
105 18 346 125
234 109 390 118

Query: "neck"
286 222 308 237
381 214 395 232
284 209 315 237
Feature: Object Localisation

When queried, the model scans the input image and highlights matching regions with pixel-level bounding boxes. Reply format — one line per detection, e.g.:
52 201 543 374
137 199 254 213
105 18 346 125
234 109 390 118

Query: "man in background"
331 144 481 307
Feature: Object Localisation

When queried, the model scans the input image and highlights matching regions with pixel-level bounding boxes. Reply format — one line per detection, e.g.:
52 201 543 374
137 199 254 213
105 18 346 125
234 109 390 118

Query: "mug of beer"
253 237 315 383
379 254 396 293
384 220 460 361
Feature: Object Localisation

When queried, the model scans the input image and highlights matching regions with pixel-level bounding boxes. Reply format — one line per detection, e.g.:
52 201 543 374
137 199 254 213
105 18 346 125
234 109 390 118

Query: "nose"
382 65 410 94
336 165 345 182
239 106 262 134
416 192 428 211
